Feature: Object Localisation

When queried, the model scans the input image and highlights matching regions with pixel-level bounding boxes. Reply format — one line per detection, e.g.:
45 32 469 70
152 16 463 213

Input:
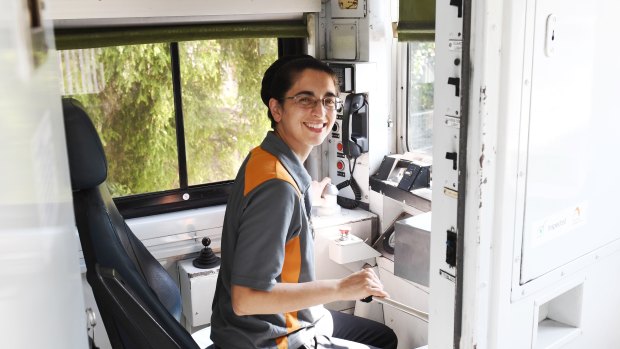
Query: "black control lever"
193 237 221 269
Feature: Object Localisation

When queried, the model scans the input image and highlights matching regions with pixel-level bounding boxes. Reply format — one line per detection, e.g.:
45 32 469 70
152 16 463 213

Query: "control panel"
325 62 375 206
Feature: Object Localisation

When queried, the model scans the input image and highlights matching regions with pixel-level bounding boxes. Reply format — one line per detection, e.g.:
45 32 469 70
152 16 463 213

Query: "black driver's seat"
62 98 210 349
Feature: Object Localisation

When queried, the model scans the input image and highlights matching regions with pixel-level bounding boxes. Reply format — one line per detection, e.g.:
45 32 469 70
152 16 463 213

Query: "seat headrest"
62 98 108 190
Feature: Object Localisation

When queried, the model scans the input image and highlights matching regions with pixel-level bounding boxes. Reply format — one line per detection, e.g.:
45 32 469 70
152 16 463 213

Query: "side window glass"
59 44 177 196
58 38 278 197
406 41 435 154
179 39 276 185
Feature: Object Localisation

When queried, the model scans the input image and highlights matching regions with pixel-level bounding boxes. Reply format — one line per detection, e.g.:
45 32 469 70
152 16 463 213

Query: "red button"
337 161 345 170
337 143 343 151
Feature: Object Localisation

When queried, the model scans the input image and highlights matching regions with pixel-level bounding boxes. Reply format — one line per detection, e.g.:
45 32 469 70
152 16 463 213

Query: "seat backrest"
62 98 199 349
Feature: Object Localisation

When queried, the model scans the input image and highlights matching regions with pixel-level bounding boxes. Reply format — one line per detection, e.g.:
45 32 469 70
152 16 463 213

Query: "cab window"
58 37 284 217
405 41 435 154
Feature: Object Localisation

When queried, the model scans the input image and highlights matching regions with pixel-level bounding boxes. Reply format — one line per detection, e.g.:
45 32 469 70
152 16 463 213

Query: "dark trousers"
303 310 398 349
211 310 398 349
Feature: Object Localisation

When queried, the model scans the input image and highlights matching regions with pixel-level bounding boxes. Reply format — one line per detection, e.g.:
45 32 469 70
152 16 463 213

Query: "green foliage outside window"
181 39 275 185
408 41 435 112
59 38 276 197
407 41 435 153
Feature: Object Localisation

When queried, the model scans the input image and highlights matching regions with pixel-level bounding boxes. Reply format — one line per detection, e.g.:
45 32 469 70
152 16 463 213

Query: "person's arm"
231 268 389 316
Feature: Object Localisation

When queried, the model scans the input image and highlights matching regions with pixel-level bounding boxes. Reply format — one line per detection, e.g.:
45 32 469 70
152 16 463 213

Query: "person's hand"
336 268 389 301
310 177 331 206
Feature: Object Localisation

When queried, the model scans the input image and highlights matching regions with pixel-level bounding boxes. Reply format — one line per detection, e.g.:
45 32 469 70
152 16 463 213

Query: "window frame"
115 181 232 219
396 41 410 154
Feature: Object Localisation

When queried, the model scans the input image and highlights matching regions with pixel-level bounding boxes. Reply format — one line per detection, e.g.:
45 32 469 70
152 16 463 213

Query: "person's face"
269 69 338 160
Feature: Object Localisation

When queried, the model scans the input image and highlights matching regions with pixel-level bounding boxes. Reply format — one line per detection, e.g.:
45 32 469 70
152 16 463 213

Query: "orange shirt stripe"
244 147 301 197
275 335 288 349
244 147 304 349
276 236 303 348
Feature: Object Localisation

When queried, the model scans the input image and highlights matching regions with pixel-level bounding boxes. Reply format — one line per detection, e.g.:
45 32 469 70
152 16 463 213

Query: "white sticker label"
448 39 463 51
532 203 587 246
445 116 460 128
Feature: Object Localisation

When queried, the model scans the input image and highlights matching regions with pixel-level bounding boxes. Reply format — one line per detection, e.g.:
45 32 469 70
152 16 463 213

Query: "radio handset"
336 93 368 209
341 93 368 158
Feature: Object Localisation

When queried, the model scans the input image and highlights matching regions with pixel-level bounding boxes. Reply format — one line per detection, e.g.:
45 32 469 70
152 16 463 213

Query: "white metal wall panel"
0 1 87 347
428 0 463 346
48 0 321 23
519 0 620 282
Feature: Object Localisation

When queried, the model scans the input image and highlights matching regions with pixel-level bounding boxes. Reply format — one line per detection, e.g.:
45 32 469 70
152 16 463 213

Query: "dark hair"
260 55 340 129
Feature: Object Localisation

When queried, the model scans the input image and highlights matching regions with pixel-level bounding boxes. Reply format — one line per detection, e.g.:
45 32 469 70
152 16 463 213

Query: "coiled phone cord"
336 156 362 209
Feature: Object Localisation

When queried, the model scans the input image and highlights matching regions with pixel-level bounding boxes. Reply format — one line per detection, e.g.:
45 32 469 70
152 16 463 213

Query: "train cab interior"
46 1 436 348
4 0 620 348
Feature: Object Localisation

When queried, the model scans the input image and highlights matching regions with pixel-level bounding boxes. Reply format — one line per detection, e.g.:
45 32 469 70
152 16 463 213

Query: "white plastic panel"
0 1 87 347
428 0 462 345
178 259 219 329
520 0 620 282
377 256 429 349
313 208 375 312
48 0 320 23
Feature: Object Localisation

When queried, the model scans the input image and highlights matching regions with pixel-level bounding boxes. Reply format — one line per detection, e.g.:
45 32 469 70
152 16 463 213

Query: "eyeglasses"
282 94 343 111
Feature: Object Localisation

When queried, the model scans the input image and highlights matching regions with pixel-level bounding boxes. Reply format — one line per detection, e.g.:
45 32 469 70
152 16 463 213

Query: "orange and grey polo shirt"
211 131 324 349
